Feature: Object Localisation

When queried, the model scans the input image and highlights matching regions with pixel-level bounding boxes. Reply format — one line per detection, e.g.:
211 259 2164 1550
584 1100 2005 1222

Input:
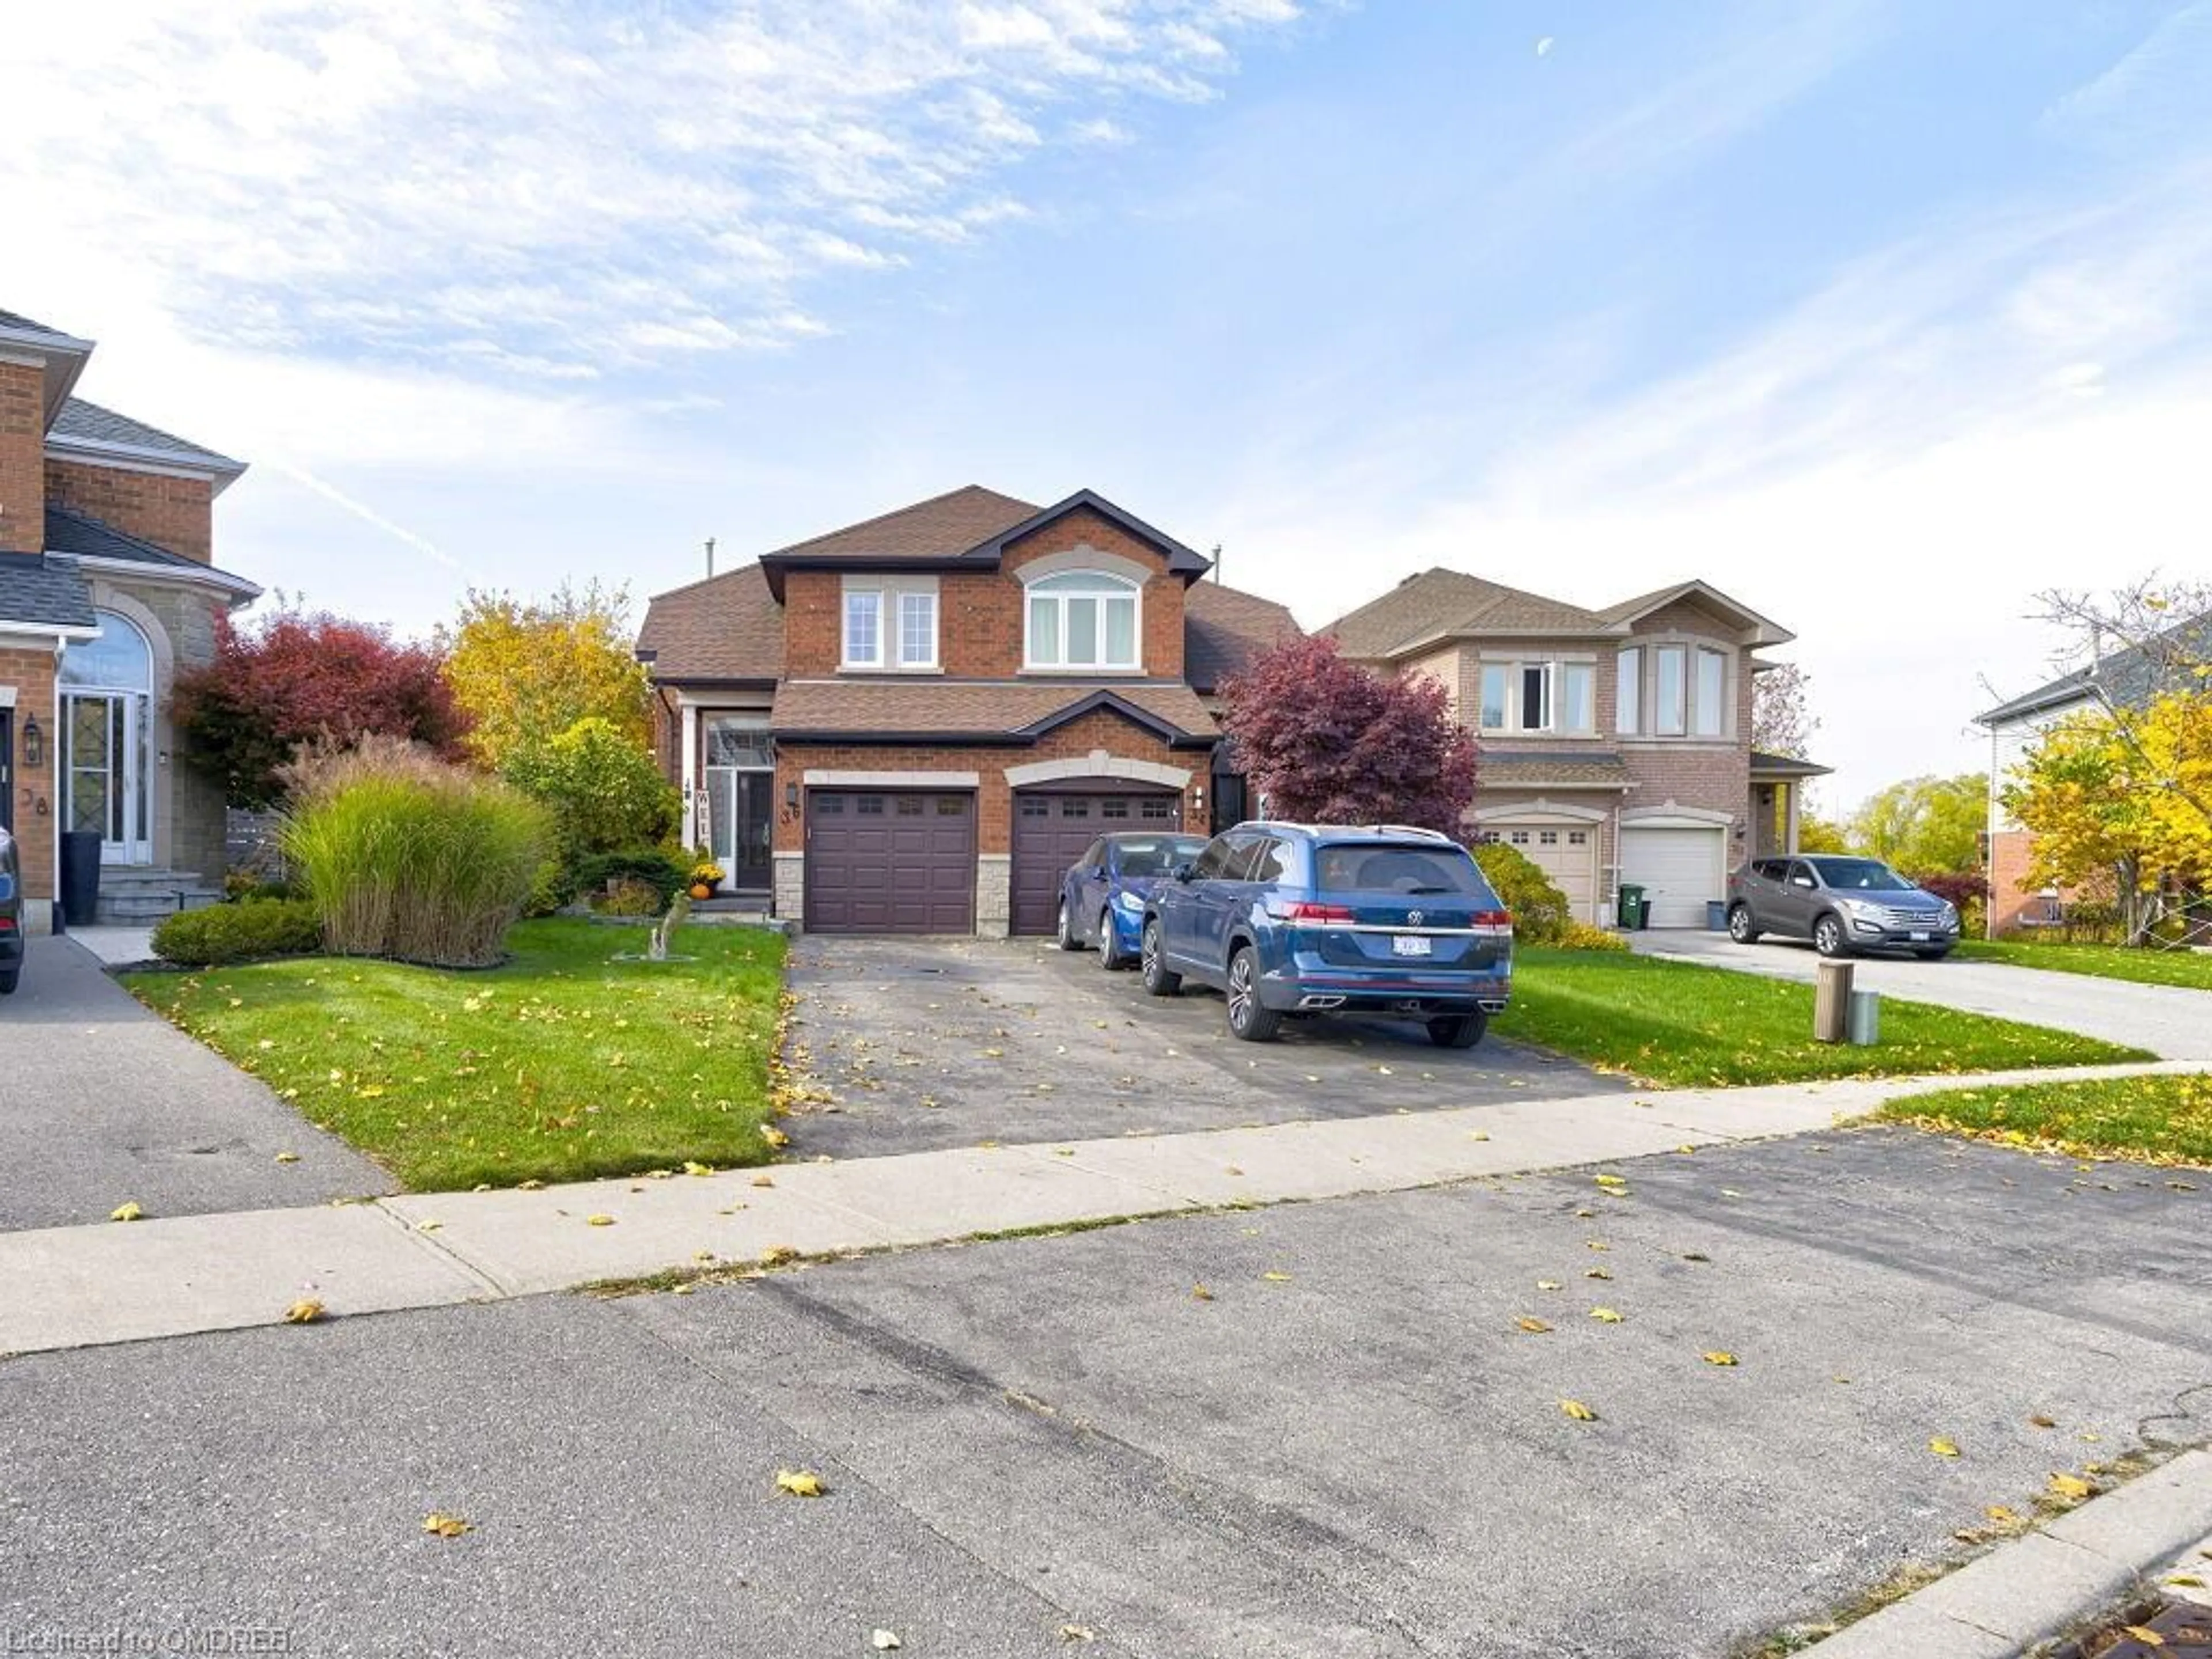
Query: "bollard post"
1846 987 1881 1046
1813 959 1854 1043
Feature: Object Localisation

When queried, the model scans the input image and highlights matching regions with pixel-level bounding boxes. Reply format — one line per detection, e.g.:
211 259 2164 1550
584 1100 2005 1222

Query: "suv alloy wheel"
1224 946 1282 1043
1813 914 1849 958
1727 903 1760 944
1141 919 1181 997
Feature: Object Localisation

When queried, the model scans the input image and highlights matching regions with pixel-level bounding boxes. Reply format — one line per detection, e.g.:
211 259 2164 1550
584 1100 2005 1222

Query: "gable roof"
42 504 260 597
1976 612 2212 726
47 396 246 485
964 489 1212 578
1326 568 1794 657
0 554 97 632
637 561 784 684
0 308 86 346
768 680 1217 745
1325 569 1608 659
767 484 1038 563
1184 579 1300 691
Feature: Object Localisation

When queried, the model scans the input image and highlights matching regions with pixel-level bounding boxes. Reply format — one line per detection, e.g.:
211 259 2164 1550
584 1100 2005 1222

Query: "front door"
706 768 773 889
63 692 150 865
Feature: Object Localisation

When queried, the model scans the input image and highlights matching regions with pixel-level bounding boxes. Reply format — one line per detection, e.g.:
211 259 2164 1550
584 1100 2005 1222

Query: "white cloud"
5 1 1300 376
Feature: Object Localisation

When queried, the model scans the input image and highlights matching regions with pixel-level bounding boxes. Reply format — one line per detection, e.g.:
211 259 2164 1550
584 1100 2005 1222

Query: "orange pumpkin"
689 882 712 900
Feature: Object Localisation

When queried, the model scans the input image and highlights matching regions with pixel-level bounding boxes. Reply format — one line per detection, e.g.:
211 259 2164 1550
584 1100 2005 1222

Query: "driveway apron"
0 937 393 1230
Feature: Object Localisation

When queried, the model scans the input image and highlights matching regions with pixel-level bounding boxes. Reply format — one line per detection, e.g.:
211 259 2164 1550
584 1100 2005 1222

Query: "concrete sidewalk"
3 1056 2199 1357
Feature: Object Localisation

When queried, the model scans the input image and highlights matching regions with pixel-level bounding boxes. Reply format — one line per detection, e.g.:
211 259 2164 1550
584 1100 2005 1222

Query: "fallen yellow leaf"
760 1125 790 1149
751 1173 776 1188
1262 1271 1293 1283
2122 1627 2165 1647
760 1244 800 1266
1559 1399 1599 1422
1589 1307 1624 1324
871 1631 901 1650
1191 1284 1215 1301
2028 1413 2057 1429
1585 1267 1612 1281
274 1151 301 1164
422 1512 472 1538
1536 1280 1563 1291
1985 1505 2020 1524
284 1299 327 1324
518 1179 544 1191
586 1214 615 1227
2048 1472 2094 1500
109 1202 143 1224
1516 1317 1553 1334
1701 1351 1737 1366
683 1161 715 1177
775 1468 825 1497
1929 1437 1961 1458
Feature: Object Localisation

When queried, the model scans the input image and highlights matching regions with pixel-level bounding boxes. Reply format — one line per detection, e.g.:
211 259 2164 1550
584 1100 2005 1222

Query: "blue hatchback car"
1057 831 1211 968
1141 823 1512 1047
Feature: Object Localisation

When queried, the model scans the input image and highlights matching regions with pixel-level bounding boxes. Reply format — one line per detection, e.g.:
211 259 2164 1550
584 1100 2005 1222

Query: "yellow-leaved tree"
441 582 653 770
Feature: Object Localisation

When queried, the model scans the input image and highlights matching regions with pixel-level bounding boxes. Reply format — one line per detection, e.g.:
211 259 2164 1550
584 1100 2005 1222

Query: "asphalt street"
5 1124 2207 1658
782 934 1627 1161
0 937 393 1230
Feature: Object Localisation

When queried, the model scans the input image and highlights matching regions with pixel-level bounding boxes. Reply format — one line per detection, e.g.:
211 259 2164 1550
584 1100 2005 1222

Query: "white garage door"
1620 825 1725 929
1487 824 1600 925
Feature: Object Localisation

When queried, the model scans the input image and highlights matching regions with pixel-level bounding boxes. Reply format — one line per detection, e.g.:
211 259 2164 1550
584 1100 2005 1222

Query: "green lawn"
1952 938 2212 991
1493 948 2150 1087
1882 1073 2212 1167
126 918 787 1191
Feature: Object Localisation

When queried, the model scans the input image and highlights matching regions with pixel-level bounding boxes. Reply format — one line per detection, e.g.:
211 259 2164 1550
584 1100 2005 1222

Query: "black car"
1 825 22 995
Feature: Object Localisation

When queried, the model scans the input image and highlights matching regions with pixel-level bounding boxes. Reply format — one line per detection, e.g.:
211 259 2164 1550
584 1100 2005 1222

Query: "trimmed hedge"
1472 840 1571 944
153 899 324 967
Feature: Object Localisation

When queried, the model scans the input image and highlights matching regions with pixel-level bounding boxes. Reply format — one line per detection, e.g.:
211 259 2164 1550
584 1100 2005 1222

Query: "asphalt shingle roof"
44 504 195 569
51 397 243 472
1476 751 1635 789
767 485 1039 562
1183 580 1301 691
770 680 1218 741
637 562 784 683
0 555 96 630
0 308 81 343
1326 569 1611 659
1976 612 2212 725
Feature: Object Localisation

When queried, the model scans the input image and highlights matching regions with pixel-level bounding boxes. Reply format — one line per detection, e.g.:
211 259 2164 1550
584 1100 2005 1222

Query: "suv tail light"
1471 909 1513 937
0 916 14 933
1274 900 1357 925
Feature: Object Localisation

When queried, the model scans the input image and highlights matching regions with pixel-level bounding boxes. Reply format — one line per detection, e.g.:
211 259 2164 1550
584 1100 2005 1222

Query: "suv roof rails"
1373 824 1452 842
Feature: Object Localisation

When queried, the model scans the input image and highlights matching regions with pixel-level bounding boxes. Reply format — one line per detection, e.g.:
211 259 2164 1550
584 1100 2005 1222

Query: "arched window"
1025 571 1141 671
60 609 153 691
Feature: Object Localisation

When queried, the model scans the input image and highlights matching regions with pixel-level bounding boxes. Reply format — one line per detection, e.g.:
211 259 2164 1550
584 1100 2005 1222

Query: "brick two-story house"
638 486 1296 935
1 308 256 931
1327 570 1824 927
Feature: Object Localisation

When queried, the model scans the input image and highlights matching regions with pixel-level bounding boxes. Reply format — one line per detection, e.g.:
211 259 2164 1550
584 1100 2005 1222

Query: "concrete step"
98 866 213 893
92 881 223 926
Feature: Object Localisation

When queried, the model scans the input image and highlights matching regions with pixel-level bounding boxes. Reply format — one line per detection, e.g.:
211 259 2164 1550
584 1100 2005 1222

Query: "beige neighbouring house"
1326 570 1827 928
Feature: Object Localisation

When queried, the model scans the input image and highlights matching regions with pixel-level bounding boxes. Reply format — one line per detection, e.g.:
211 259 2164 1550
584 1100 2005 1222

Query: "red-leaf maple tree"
1219 634 1476 834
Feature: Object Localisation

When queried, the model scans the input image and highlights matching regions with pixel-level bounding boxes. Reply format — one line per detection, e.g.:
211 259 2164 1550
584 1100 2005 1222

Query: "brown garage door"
1010 788 1183 936
805 790 976 934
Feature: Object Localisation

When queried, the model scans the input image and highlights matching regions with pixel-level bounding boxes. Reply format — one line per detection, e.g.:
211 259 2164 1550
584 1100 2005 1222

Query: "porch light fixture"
785 781 800 812
20 714 40 769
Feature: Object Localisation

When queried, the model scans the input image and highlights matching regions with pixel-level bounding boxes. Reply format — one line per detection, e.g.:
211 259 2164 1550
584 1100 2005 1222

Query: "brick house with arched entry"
1 308 255 933
638 486 1297 936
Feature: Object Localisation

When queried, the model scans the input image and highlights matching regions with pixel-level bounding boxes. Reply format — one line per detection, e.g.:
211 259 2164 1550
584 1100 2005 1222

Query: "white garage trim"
802 768 982 788
1004 751 1191 790
1620 802 1734 829
1472 798 1609 825
1482 816 1604 925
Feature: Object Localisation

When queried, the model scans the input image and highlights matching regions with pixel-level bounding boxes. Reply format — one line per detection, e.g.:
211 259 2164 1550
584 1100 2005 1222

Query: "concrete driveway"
783 935 1626 1160
1635 930 2212 1059
3 1126 2206 1658
0 937 393 1230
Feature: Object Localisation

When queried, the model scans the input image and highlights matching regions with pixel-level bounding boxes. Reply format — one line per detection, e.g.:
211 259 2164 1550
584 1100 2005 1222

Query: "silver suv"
1726 855 1959 960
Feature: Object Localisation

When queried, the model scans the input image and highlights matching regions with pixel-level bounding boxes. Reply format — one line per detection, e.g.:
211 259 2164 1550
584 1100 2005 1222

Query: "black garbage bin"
59 830 101 932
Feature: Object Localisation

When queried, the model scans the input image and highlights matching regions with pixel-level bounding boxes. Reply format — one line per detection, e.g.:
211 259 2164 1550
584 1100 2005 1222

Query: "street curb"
1798 1449 2212 1657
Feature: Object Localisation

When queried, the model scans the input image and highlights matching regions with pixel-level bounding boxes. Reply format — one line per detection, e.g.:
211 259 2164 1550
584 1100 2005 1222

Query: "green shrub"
569 847 689 908
502 716 679 858
1556 919 1630 952
281 736 553 968
1472 840 1571 943
592 876 667 916
153 899 323 967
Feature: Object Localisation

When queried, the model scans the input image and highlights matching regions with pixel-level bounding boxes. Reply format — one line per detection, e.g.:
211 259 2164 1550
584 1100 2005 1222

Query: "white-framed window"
1693 647 1727 737
842 577 938 671
843 590 881 668
1654 645 1687 736
1478 657 1595 734
1616 641 1732 737
1026 570 1139 671
898 591 937 668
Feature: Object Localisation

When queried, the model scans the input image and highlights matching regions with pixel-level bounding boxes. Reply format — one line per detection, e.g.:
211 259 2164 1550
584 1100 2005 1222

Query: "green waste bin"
1616 883 1646 929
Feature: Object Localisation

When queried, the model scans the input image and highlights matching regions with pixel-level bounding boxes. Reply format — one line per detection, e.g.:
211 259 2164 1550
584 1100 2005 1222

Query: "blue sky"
9 1 2211 810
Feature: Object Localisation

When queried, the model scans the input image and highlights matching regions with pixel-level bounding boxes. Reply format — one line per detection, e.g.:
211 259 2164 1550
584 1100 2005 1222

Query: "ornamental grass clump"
281 737 552 967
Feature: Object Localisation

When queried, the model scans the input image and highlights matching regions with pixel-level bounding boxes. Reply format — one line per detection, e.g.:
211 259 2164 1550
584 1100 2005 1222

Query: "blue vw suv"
1141 823 1513 1047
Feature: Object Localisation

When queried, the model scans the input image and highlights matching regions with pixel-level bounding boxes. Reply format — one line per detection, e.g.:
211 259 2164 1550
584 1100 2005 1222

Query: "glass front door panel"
67 697 113 839
62 693 149 861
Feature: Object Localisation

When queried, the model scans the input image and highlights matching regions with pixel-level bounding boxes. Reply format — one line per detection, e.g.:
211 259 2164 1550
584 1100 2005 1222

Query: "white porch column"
679 702 700 848
1785 781 1802 855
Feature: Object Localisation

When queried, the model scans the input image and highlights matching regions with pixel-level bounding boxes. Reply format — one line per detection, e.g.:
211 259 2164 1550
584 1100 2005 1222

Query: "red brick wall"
44 459 214 563
774 708 1205 854
1986 827 2073 935
1 645 59 902
779 507 1187 680
0 361 44 555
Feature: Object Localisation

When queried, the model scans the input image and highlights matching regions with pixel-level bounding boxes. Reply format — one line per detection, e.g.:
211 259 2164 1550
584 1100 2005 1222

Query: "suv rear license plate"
1908 930 1930 942
1392 934 1432 957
